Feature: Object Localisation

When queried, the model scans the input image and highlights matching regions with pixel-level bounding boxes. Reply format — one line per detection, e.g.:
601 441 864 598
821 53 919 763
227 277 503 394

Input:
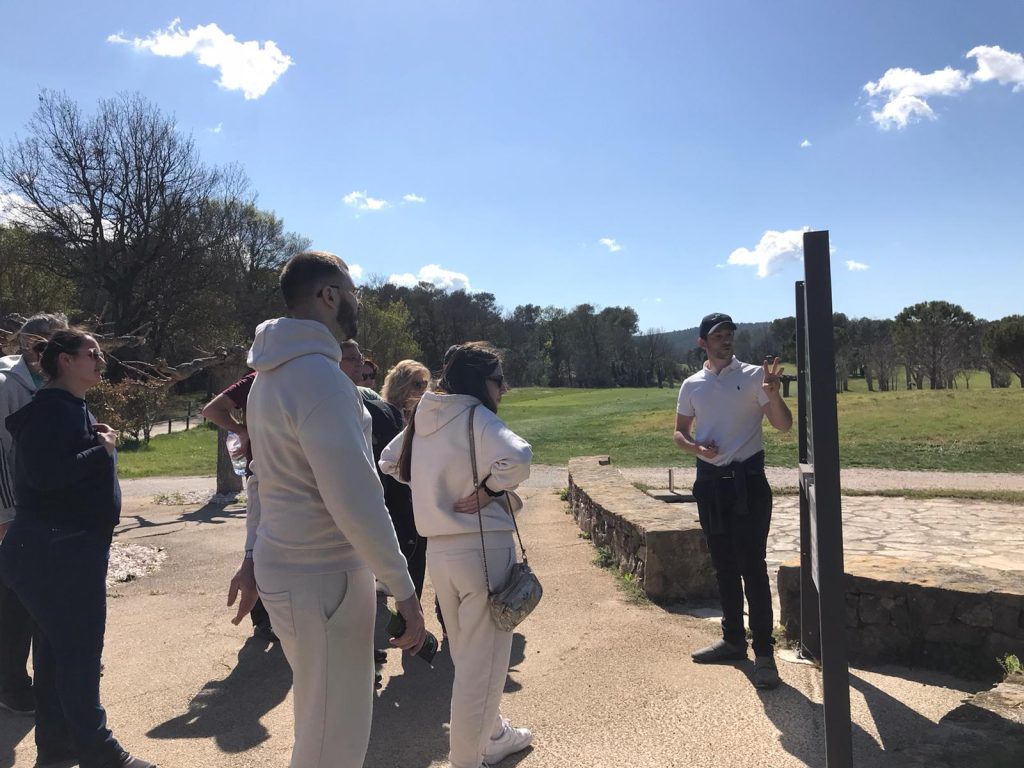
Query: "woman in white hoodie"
380 342 534 768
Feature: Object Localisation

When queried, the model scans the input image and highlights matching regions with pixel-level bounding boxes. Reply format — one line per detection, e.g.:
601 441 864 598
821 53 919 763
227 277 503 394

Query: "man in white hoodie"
0 312 67 715
237 251 425 768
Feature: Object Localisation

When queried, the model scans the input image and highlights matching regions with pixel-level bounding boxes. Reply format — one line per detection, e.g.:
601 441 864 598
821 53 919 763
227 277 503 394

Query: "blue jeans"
0 520 122 767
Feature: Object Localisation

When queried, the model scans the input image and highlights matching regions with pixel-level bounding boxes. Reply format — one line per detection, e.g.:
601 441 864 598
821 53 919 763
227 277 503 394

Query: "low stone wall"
778 554 1024 679
567 456 717 603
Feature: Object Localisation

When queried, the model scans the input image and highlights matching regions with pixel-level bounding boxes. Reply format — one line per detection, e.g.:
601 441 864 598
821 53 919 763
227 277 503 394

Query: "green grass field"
116 384 1024 478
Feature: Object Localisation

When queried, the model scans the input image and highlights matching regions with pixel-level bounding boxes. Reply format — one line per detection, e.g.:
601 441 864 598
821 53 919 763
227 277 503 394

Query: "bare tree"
0 90 249 353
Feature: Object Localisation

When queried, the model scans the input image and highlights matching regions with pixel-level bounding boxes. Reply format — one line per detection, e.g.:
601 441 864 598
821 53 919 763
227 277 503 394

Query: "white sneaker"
482 718 533 765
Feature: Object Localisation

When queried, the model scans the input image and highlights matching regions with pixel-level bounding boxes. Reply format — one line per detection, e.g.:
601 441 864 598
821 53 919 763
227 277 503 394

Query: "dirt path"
120 464 1024 502
1 486 983 768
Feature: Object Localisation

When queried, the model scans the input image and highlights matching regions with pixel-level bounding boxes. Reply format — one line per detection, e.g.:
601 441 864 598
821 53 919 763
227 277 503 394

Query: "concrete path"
0 481 993 768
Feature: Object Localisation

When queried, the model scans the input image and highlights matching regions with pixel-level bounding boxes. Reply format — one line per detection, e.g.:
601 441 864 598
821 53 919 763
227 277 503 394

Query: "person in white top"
674 313 792 690
380 342 534 768
231 250 426 768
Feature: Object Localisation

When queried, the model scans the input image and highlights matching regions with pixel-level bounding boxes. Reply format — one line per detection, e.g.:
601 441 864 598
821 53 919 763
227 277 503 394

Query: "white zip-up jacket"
246 318 415 602
379 392 532 540
0 355 39 523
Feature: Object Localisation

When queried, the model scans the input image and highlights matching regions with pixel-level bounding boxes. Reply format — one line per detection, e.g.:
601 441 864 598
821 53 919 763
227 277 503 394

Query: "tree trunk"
216 429 243 495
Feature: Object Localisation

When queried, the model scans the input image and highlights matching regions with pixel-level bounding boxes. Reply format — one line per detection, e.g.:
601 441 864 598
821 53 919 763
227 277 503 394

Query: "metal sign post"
796 230 853 767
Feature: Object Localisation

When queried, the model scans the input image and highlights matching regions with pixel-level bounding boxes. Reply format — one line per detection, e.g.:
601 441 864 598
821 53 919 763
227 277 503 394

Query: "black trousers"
693 471 775 656
0 521 123 767
0 571 33 696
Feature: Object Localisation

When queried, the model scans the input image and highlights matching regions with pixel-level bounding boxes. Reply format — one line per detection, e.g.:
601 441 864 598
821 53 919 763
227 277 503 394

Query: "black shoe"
35 743 76 766
112 751 156 768
0 686 34 715
691 639 748 664
253 620 278 643
374 648 388 665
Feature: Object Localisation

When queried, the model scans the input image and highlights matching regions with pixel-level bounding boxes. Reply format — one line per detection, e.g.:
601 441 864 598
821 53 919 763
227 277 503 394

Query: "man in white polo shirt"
673 312 792 689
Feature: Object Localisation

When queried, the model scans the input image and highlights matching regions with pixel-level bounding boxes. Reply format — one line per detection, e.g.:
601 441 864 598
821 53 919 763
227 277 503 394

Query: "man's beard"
336 300 359 341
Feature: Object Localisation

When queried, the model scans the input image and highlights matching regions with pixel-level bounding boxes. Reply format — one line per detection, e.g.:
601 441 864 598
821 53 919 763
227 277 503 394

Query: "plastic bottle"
225 431 248 476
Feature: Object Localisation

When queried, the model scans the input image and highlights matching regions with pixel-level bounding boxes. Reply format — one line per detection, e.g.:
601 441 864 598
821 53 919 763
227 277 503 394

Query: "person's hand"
229 426 250 459
697 441 719 460
227 559 259 626
391 593 426 654
95 424 117 456
453 487 491 514
762 357 784 397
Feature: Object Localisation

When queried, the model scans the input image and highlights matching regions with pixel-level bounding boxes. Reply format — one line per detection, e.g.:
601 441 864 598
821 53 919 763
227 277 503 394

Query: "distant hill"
658 321 774 359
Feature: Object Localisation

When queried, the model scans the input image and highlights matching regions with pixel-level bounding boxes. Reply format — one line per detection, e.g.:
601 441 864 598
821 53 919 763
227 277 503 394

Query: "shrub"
89 379 169 443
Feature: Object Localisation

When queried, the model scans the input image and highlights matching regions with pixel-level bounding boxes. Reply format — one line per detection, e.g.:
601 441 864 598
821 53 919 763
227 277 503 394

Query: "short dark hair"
35 328 92 380
279 251 348 310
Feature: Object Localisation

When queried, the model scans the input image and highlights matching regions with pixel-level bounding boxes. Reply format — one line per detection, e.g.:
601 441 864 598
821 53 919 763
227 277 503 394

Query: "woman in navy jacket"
0 329 153 768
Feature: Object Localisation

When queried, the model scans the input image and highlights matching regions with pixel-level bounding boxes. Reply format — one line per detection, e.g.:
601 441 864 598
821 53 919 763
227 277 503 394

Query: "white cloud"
347 263 364 280
800 139 812 148
402 193 426 204
967 45 1024 90
863 45 1024 130
727 228 809 278
387 264 471 292
846 260 869 271
343 191 389 211
0 191 33 227
598 237 622 253
209 122 223 134
108 19 293 100
863 66 970 129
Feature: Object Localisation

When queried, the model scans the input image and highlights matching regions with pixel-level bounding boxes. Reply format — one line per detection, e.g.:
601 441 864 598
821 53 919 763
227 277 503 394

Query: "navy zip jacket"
4 388 121 535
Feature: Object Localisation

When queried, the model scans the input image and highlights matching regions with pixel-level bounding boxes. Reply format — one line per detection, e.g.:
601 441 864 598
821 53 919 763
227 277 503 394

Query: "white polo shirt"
676 357 769 466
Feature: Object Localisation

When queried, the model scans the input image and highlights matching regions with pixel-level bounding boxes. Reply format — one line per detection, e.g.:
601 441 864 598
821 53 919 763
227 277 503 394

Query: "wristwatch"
244 549 254 561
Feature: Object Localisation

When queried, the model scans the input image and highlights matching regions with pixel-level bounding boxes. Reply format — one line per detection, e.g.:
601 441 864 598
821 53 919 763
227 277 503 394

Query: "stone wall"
567 456 717 603
778 554 1024 679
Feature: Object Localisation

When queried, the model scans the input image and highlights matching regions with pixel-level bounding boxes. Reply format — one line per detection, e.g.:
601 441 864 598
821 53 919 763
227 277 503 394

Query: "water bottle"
226 431 248 476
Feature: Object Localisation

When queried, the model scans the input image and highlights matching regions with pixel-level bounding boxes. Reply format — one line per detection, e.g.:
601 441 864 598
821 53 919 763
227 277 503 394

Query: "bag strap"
469 405 529 597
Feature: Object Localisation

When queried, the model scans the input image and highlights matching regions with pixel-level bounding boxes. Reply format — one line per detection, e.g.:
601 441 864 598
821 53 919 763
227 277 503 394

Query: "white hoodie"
246 318 415 602
379 391 532 540
0 355 39 523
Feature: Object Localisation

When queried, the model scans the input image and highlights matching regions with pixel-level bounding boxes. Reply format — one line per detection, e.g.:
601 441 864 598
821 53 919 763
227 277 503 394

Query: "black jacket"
363 398 420 549
5 388 121 534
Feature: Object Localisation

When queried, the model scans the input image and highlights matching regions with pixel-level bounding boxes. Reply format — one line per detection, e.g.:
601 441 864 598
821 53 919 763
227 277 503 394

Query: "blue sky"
2 1 1022 332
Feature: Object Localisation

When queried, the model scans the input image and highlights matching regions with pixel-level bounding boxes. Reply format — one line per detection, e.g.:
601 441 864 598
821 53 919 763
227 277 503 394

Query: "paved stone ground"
0 481 1001 768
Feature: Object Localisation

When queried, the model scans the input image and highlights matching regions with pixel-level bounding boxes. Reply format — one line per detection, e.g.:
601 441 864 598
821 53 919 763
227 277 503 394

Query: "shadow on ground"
147 636 291 753
758 669 991 767
0 710 33 768
364 632 529 768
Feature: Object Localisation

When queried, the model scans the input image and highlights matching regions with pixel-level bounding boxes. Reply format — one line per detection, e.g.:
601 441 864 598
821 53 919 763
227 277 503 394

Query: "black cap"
699 312 737 339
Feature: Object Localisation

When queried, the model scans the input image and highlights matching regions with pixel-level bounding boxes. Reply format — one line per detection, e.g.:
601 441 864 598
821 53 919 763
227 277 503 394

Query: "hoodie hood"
0 355 37 393
247 317 343 373
413 391 485 436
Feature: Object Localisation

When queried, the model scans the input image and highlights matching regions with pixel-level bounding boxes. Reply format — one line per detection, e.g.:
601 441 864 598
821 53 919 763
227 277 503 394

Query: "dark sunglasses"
360 373 375 381
488 375 505 388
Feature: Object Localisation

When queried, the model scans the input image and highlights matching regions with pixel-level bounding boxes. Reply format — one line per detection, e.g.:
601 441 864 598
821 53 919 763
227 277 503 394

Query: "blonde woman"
381 359 431 424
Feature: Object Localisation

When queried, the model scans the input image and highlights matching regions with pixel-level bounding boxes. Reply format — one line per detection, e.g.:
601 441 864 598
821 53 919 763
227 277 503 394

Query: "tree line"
2 91 1021 393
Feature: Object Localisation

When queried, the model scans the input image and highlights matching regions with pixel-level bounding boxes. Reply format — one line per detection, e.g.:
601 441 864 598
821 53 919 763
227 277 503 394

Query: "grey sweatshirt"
0 355 39 523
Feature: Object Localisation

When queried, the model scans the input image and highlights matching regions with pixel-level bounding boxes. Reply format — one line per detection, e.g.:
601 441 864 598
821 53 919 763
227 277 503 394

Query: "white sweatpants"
254 561 376 768
428 533 515 768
